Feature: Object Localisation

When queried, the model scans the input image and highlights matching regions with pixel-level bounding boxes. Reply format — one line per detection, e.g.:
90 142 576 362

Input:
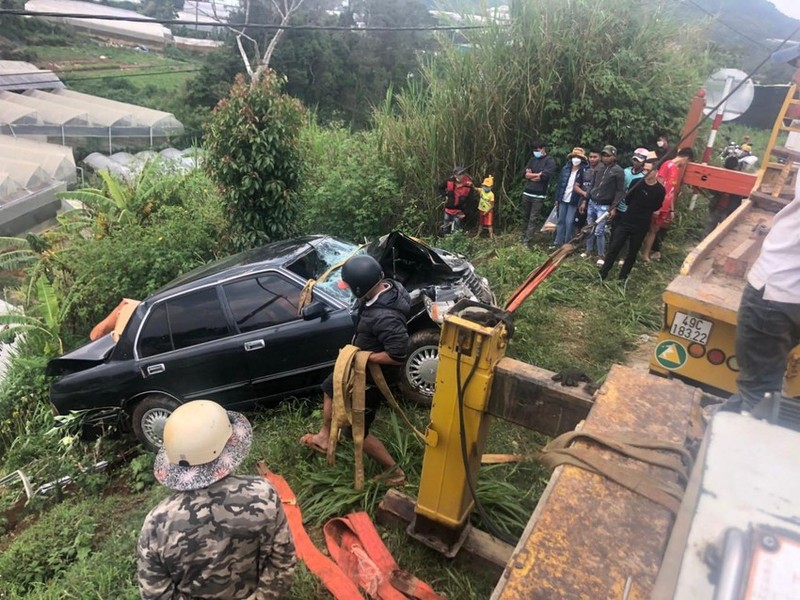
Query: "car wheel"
401 329 441 407
131 394 179 452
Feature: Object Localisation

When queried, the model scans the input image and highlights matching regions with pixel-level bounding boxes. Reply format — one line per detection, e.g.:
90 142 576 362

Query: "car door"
220 271 353 402
135 286 253 407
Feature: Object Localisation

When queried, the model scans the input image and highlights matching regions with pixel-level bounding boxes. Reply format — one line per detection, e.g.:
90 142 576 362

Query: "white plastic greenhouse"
0 136 77 184
24 0 173 46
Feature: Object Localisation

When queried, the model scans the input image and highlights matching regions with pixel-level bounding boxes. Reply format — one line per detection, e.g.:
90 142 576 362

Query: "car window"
138 303 172 358
168 288 230 351
223 274 302 334
286 239 362 304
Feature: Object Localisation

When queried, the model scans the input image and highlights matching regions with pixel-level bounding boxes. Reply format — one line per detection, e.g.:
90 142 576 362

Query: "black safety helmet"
340 255 383 298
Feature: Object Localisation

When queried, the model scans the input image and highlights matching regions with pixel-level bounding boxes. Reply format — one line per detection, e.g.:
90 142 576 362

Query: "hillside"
675 0 800 83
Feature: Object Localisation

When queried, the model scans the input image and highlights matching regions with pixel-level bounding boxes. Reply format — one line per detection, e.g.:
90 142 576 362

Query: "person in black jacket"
600 158 666 281
520 140 557 246
300 255 410 486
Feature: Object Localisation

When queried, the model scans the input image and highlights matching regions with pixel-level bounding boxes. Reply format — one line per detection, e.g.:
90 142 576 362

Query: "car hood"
46 334 116 377
367 231 470 276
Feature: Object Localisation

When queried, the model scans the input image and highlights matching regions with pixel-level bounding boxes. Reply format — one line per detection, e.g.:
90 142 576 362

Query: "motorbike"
719 137 759 172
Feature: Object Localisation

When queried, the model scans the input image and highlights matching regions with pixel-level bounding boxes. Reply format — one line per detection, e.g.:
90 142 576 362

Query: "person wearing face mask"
520 140 557 246
553 147 590 247
655 133 676 162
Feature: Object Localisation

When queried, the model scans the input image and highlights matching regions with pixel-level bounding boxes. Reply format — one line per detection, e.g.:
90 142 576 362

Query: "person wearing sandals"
137 400 296 599
300 255 409 487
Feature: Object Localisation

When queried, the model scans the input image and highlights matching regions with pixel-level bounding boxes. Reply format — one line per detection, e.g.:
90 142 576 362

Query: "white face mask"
571 157 582 166
657 140 665 148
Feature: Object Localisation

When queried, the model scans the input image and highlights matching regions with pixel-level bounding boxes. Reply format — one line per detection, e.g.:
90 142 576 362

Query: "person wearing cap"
579 144 626 266
552 147 590 246
476 175 495 238
600 156 666 282
137 400 296 599
641 146 695 262
300 254 410 486
520 140 557 246
440 167 474 233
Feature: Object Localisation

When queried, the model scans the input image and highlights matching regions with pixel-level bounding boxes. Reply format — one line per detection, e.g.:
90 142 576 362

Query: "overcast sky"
771 0 800 20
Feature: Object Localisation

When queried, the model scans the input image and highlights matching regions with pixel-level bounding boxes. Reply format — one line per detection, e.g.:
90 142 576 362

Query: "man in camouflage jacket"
137 400 295 599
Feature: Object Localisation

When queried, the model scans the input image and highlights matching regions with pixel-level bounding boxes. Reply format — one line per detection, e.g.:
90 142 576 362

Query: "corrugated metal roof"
0 60 64 92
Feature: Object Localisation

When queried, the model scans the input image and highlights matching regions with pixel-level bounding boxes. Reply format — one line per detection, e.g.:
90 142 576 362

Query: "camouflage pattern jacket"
137 475 296 599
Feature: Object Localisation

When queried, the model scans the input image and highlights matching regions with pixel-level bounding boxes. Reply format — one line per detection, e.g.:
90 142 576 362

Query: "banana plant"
0 278 69 357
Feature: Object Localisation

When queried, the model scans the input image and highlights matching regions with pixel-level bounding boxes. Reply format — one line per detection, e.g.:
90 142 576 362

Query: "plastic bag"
540 204 558 232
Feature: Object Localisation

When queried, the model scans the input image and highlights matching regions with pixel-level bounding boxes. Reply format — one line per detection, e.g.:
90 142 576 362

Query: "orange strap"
257 464 362 599
324 512 445 600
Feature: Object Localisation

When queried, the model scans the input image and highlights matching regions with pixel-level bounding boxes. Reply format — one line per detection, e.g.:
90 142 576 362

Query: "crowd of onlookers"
438 132 749 282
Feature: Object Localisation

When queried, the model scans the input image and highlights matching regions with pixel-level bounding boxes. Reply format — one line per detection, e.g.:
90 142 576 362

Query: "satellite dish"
702 68 755 122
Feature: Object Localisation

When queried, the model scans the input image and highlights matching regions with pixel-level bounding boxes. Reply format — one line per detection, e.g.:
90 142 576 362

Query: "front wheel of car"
131 394 179 452
401 329 441 407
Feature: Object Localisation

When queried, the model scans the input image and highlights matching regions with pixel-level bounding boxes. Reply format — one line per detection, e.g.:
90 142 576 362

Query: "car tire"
401 329 441 407
131 394 179 452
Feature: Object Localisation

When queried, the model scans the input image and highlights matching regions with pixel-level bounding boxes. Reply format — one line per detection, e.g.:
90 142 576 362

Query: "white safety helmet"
163 400 233 467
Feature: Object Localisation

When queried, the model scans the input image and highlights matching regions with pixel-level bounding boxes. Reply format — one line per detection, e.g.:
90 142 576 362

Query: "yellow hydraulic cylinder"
414 309 509 539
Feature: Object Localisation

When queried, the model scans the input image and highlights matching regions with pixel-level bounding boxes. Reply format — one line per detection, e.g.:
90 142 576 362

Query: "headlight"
424 295 456 324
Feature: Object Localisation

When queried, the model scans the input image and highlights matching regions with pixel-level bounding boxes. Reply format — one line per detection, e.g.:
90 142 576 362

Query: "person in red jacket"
440 167 474 233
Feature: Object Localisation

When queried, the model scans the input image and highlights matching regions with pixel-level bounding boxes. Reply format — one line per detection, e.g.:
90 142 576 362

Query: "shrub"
204 73 305 252
298 122 404 240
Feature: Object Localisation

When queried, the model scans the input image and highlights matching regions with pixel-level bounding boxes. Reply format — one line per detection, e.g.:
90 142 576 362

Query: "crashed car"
47 232 494 449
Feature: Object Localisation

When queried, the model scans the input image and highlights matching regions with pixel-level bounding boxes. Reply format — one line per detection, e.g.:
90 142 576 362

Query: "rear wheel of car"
131 394 179 452
401 329 441 407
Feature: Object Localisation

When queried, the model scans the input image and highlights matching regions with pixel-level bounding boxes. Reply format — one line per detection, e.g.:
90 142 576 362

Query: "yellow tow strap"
297 244 367 315
327 345 427 490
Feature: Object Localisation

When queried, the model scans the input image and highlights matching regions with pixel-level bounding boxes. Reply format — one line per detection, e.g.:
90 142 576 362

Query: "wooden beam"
377 488 514 579
487 358 594 437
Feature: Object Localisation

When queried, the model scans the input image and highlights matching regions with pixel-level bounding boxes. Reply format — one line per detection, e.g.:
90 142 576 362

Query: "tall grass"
374 0 712 232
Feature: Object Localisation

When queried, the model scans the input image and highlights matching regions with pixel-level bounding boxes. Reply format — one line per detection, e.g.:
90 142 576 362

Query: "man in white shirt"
731 44 800 415
734 155 800 413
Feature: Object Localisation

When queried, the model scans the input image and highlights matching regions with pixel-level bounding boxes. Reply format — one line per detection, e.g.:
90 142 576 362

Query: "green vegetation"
204 74 305 251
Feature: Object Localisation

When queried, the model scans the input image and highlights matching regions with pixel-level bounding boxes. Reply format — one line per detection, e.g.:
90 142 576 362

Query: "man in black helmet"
300 254 411 485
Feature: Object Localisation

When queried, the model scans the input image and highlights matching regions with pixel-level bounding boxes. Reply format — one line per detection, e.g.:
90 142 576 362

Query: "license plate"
670 311 712 345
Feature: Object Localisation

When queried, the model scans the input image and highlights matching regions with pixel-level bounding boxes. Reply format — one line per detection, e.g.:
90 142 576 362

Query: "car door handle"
244 340 265 351
146 364 165 375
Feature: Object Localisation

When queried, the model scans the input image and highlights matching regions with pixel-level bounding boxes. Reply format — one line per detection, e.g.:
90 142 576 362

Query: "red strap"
259 467 362 599
324 512 445 600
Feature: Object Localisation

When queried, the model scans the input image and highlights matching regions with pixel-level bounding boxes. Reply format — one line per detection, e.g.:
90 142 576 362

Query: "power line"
0 9 498 31
679 0 772 51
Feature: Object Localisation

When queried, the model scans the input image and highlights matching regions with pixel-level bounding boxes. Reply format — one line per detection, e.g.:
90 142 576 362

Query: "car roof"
148 235 333 302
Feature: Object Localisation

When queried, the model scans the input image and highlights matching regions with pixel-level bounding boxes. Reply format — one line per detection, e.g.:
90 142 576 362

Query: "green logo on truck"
655 340 687 370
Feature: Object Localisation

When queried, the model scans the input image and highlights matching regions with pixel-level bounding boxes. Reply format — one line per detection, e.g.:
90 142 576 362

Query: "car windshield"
287 238 362 304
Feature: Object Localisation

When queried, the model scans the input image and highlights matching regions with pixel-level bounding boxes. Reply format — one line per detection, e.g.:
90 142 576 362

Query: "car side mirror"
302 301 329 321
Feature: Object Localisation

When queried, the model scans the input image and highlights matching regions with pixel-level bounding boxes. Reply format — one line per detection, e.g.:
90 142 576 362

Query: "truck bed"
668 199 776 320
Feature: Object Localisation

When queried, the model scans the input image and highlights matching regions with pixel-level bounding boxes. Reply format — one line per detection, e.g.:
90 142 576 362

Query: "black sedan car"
47 232 493 449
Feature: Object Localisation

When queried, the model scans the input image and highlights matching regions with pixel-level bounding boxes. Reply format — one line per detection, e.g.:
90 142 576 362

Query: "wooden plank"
376 489 514 579
492 365 704 600
487 358 594 437
718 236 764 278
682 162 756 196
750 190 792 211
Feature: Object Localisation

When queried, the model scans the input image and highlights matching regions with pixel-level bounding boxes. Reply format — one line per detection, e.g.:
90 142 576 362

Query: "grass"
0 199 711 598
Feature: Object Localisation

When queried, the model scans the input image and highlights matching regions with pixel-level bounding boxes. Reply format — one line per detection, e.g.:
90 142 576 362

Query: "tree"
142 0 184 20
204 73 305 251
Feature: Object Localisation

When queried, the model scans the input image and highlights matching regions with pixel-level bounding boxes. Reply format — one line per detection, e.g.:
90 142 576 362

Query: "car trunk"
46 335 116 377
